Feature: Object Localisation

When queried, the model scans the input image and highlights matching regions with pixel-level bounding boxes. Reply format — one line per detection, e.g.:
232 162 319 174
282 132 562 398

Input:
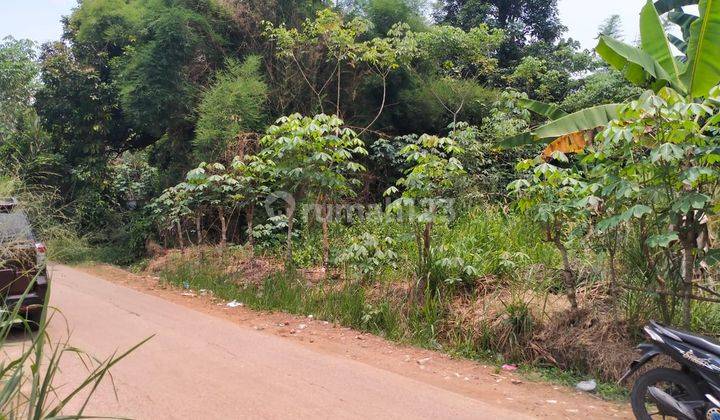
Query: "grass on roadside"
158 254 629 401
519 365 629 401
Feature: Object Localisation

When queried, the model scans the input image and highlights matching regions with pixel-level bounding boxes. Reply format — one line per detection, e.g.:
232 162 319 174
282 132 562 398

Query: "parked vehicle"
0 198 48 327
621 321 720 419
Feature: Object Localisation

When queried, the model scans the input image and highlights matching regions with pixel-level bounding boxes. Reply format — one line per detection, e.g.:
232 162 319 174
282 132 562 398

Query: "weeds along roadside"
157 250 629 400
153 206 631 400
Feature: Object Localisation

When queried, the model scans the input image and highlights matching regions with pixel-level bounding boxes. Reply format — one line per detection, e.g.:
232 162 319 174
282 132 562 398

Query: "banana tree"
502 0 719 149
653 0 699 52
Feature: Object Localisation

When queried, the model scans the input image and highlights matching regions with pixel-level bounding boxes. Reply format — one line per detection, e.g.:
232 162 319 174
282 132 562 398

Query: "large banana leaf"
654 0 698 14
683 0 720 97
641 0 687 92
533 104 621 139
500 104 621 147
500 132 540 148
596 35 674 90
518 98 568 120
668 33 689 52
669 9 699 39
541 132 588 159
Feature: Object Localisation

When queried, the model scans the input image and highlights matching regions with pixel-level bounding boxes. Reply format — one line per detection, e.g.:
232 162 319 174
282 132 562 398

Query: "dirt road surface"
21 265 631 419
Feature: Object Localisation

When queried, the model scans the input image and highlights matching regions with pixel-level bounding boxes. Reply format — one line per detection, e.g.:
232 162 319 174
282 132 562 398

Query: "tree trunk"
246 205 255 253
423 222 432 268
176 220 184 251
218 207 227 248
336 66 341 117
414 221 433 297
608 247 618 300
553 234 578 311
321 202 330 272
639 222 671 323
681 217 697 329
195 212 203 245
681 244 695 329
285 204 295 268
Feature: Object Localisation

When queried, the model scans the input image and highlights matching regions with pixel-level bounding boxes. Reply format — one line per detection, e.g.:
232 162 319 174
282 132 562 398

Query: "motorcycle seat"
659 323 720 356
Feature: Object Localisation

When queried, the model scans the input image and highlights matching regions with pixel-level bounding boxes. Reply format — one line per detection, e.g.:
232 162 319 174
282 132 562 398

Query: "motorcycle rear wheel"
631 367 703 419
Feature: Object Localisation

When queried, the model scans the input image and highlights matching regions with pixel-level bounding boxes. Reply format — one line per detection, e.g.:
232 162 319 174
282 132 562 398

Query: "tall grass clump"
0 175 96 265
435 206 559 278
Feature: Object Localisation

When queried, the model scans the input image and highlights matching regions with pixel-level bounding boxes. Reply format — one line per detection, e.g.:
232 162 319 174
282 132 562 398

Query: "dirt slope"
37 264 631 419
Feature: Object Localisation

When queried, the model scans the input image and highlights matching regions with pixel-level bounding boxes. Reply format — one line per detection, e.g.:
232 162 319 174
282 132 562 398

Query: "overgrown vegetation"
3 0 720 390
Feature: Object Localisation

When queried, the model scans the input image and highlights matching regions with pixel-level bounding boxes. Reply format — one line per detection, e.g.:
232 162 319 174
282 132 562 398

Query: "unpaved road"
23 265 631 419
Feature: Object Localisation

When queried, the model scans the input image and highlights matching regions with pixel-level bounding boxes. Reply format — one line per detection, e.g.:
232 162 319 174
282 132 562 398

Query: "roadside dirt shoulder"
74 263 632 419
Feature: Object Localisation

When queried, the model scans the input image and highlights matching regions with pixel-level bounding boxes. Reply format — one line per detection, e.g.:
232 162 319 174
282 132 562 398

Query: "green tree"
360 0 428 35
148 183 193 249
259 114 367 269
385 134 465 293
509 155 589 310
561 70 643 113
508 39 595 104
230 155 275 252
0 37 59 183
185 163 242 248
586 87 720 327
434 0 565 64
113 1 236 138
400 24 503 129
194 56 268 162
502 0 720 149
597 14 624 40
264 8 418 130
0 37 38 135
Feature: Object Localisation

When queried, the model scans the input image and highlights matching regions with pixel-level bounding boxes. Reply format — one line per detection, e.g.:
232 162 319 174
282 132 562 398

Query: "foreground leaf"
533 104 621 139
499 132 552 148
518 98 568 120
647 232 680 248
541 132 588 159
683 0 720 97
668 9 699 40
597 35 674 90
641 0 687 92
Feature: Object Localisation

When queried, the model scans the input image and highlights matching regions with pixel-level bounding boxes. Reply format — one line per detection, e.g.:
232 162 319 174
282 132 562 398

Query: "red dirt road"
39 264 631 419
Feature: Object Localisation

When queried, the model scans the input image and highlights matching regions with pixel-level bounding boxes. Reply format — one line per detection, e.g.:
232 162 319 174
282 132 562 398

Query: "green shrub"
45 229 93 264
194 56 268 162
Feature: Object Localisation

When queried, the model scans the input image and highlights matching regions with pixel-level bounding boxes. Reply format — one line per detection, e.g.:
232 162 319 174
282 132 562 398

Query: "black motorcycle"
621 321 720 419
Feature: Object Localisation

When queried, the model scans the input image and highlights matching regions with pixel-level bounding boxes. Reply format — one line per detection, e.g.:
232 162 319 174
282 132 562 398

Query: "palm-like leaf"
668 33 689 53
654 0 698 14
641 0 687 92
518 98 568 120
500 132 551 148
683 0 720 97
500 104 620 147
668 9 699 39
596 35 674 90
533 104 620 139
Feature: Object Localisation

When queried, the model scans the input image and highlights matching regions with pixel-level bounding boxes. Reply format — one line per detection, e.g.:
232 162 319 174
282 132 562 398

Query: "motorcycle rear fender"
619 343 663 384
